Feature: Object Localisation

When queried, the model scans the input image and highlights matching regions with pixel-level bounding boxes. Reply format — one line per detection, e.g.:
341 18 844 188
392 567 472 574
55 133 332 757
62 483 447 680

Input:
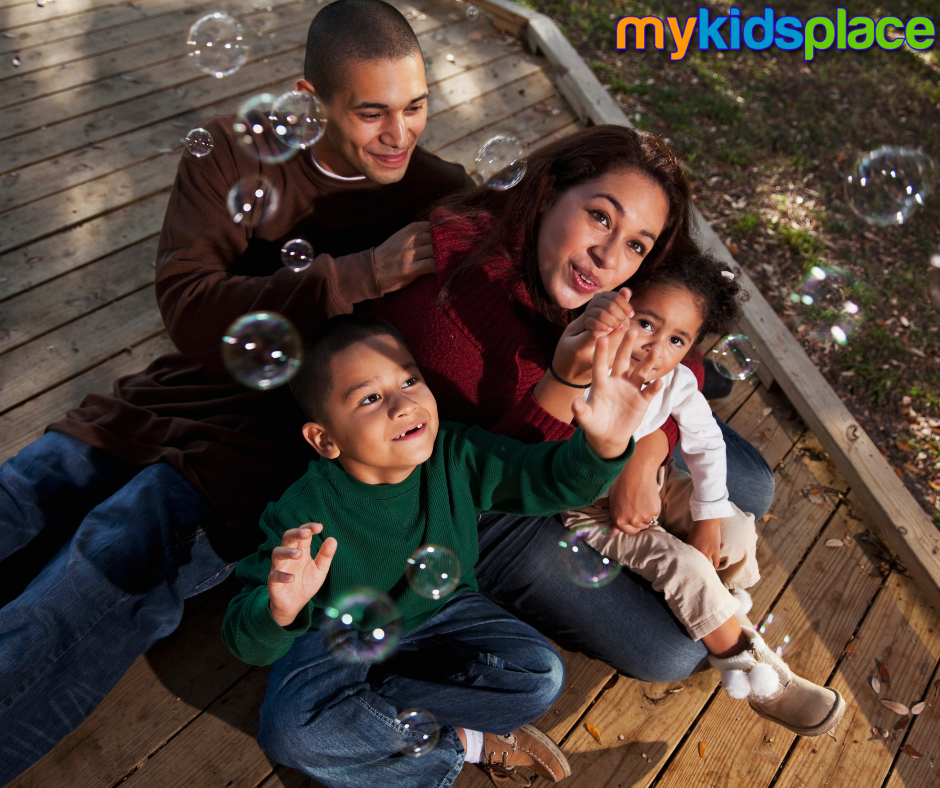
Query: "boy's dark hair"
289 314 409 423
304 0 422 103
627 253 748 343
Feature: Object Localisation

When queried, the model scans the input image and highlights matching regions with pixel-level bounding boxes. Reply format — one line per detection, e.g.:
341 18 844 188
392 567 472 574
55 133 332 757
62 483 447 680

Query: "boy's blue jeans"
258 591 565 788
0 432 238 782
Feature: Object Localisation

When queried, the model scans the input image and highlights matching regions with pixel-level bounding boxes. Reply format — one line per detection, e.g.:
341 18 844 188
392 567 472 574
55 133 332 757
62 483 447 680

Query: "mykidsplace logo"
616 8 936 62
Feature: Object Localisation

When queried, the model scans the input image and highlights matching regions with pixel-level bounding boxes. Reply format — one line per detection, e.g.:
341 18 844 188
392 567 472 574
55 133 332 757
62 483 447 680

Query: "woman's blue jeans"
258 591 565 788
0 432 239 782
475 416 775 682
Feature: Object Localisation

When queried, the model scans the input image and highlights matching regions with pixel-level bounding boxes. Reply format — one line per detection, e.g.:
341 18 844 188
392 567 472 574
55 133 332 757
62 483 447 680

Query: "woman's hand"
552 288 635 384
608 431 667 534
268 524 337 628
572 329 662 459
688 519 722 569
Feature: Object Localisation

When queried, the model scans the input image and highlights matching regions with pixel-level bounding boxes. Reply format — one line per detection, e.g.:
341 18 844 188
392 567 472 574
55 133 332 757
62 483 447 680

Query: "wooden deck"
1 0 938 786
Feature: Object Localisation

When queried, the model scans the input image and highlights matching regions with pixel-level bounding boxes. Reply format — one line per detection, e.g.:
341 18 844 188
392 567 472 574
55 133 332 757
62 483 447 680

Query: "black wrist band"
549 364 591 389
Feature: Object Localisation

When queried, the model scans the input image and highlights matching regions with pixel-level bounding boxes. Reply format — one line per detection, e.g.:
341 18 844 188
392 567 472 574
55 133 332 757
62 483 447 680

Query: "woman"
370 125 774 681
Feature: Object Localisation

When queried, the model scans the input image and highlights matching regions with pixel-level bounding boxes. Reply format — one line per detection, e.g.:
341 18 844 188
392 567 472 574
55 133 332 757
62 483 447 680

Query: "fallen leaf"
911 701 925 715
762 513 779 522
825 539 844 548
893 715 910 731
870 726 879 736
826 730 837 741
880 700 909 715
585 722 602 744
617 734 625 741
699 741 707 758
900 745 923 759
880 661 891 685
26 255 42 264
871 676 882 693
844 641 855 654
808 493 825 505
467 31 483 40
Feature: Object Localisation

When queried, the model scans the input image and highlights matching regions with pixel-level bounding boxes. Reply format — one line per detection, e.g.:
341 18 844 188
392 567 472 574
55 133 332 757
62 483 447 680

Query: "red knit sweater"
370 209 703 452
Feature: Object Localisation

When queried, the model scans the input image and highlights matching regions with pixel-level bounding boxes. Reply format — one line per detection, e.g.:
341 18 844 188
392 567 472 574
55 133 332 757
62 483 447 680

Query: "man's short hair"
289 314 409 424
305 0 422 102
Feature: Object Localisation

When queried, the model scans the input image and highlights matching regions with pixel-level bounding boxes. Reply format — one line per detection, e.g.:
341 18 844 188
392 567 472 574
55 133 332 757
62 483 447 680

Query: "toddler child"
222 313 663 787
564 254 845 738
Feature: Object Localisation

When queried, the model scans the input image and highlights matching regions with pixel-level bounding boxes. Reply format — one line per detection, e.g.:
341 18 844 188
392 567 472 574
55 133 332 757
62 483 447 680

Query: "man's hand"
572 330 662 459
373 222 434 294
688 518 722 569
608 432 666 534
552 288 634 385
268 524 337 628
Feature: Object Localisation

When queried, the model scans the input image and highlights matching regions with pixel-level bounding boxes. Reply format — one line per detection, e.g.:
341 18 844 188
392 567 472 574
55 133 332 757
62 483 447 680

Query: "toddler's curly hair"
626 253 748 343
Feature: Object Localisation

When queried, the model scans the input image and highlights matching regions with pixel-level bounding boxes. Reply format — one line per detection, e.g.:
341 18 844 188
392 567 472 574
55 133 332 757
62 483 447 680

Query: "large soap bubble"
271 90 326 149
709 335 760 380
184 127 213 157
405 545 461 600
475 135 527 190
846 146 937 227
559 525 621 588
233 93 298 164
187 13 249 79
221 311 302 390
322 587 402 663
788 265 866 346
281 238 314 272
757 611 793 658
227 176 279 228
393 709 441 757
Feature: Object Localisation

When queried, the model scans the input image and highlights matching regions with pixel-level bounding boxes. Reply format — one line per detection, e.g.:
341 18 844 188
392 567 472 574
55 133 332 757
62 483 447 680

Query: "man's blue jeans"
0 432 238 782
258 591 565 788
475 416 775 682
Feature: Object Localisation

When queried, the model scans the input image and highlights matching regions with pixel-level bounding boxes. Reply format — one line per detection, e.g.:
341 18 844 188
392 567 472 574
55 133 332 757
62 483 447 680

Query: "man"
0 0 471 778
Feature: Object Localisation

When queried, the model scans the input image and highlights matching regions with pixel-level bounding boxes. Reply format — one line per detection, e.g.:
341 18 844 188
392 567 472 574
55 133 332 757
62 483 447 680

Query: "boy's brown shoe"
479 724 572 785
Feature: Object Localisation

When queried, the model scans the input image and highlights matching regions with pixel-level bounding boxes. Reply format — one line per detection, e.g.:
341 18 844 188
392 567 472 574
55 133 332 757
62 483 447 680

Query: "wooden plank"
0 333 174 463
0 287 164 413
0 237 158 356
779 565 940 788
10 588 252 788
884 660 940 787
554 433 847 787
256 766 322 788
724 382 804 471
709 374 761 425
654 500 882 788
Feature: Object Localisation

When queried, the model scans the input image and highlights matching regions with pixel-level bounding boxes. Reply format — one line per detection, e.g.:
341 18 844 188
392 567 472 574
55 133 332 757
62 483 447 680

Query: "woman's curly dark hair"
626 253 748 343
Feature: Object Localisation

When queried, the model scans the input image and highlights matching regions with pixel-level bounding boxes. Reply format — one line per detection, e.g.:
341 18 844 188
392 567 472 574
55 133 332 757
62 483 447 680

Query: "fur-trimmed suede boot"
708 626 846 737
479 724 572 785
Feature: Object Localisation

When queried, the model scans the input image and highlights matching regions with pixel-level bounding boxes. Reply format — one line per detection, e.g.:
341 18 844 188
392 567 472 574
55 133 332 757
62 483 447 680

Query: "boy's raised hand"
268 524 337 628
572 329 663 460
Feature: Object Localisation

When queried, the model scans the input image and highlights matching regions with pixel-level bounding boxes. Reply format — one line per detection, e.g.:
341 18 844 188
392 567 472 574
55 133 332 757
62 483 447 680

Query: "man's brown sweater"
49 115 472 542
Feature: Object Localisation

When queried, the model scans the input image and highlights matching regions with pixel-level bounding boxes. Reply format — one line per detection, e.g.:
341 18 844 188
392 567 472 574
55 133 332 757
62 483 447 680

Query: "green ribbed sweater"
222 422 633 666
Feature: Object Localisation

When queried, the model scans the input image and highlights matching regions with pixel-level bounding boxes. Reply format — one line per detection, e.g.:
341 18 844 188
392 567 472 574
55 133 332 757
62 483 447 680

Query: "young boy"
222 313 663 787
565 254 845 738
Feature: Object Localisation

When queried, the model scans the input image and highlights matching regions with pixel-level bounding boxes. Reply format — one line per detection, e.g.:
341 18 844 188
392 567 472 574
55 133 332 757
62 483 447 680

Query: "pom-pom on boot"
708 626 845 737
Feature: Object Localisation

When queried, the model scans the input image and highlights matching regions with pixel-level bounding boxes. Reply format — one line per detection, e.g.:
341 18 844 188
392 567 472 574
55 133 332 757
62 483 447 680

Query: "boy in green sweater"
223 314 663 788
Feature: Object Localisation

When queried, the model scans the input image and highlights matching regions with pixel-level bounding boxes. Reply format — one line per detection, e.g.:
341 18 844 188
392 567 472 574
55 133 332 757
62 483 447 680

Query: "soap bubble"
424 56 433 69
393 709 441 756
928 252 940 310
184 127 213 157
405 545 461 600
232 93 298 164
466 5 479 19
845 146 937 227
227 176 279 228
322 587 402 664
709 335 760 380
221 312 302 390
757 611 792 658
187 13 249 79
475 135 527 190
788 265 866 346
271 90 326 149
281 238 314 272
559 525 621 588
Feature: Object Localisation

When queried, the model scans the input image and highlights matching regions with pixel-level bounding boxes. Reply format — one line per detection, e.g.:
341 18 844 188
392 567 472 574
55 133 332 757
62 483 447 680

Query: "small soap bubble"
280 238 314 272
393 709 441 757
184 127 213 157
709 335 760 380
227 177 279 228
424 56 433 69
928 252 940 310
845 146 937 227
271 90 326 149
757 612 792 658
559 525 621 588
232 93 298 164
322 587 402 664
466 4 479 19
406 545 461 600
221 312 301 390
187 13 249 78
475 135 527 190
788 265 867 346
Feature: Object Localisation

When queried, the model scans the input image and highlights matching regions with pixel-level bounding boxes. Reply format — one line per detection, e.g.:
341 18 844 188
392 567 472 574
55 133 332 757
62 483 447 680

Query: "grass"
530 0 940 526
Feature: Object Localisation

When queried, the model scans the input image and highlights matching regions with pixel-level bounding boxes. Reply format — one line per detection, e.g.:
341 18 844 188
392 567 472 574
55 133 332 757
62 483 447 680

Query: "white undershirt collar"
310 153 367 182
